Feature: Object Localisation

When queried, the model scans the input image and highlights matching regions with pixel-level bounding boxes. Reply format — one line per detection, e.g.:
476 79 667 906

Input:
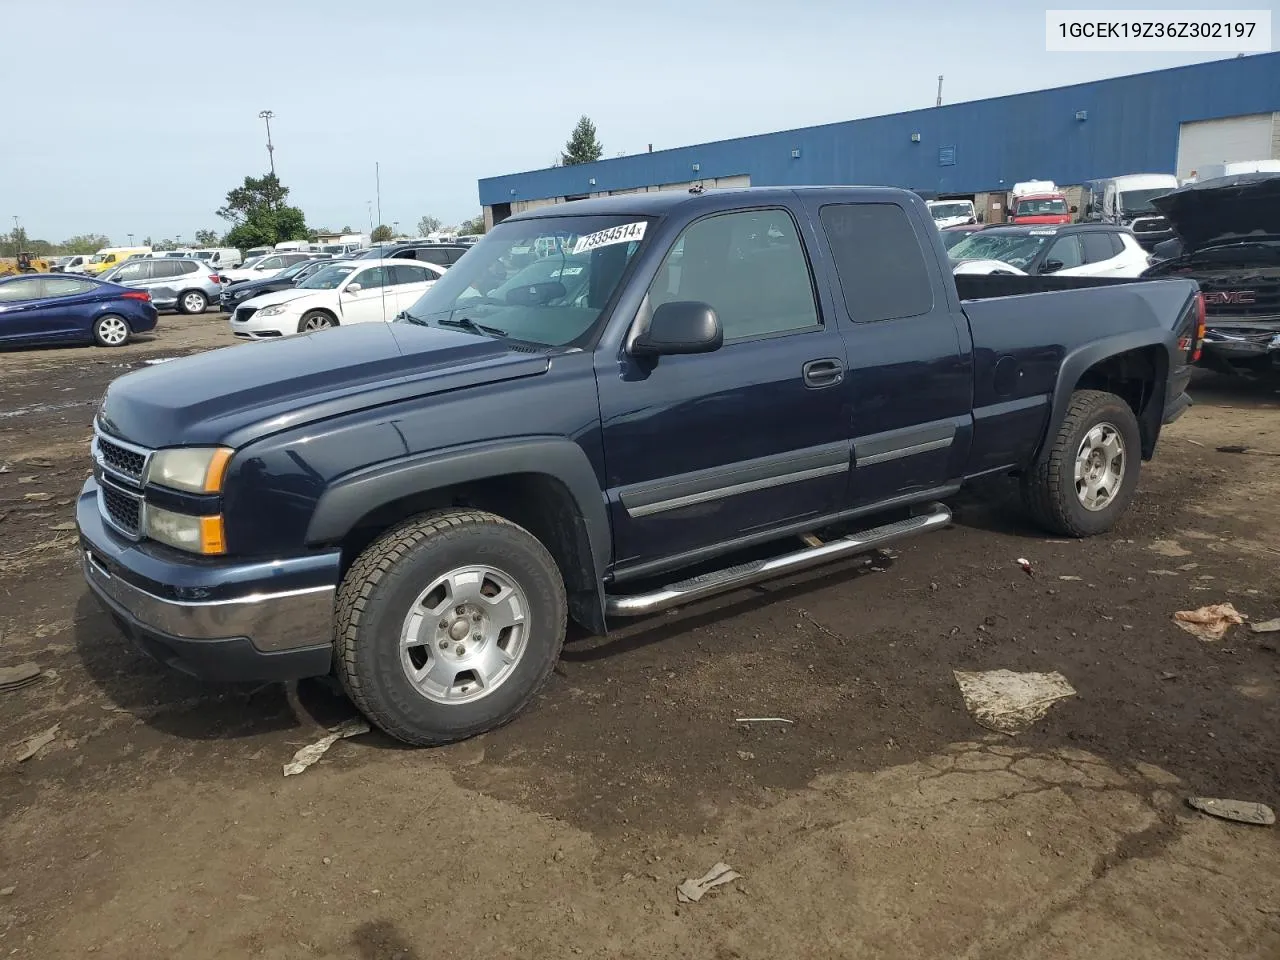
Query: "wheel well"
335 473 602 630
301 307 339 325
1073 346 1166 457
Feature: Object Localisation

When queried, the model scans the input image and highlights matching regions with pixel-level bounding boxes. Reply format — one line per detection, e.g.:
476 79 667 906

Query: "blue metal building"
478 53 1280 225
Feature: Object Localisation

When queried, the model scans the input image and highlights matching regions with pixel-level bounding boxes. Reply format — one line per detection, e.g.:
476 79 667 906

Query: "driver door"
339 265 393 324
1042 234 1086 276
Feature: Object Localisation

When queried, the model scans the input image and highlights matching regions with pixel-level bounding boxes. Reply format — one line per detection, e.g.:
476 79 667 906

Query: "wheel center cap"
448 618 470 641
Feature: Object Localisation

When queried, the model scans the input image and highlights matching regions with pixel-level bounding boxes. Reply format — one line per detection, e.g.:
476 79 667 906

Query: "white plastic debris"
1249 617 1280 634
734 717 794 725
1015 558 1032 576
142 357 179 365
677 862 741 903
15 723 60 762
282 718 370 776
1172 603 1245 642
953 670 1076 735
1186 797 1275 826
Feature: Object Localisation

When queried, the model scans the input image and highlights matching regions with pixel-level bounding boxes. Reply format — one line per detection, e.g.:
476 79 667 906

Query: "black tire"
1021 389 1141 537
91 314 131 348
297 310 337 334
177 290 207 314
334 509 567 746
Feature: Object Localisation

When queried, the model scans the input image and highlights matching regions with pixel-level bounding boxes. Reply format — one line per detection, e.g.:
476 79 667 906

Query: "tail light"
1192 292 1206 362
211 275 224 284
122 291 152 302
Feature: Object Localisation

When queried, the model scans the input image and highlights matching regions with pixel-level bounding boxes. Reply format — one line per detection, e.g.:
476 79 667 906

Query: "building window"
938 145 956 166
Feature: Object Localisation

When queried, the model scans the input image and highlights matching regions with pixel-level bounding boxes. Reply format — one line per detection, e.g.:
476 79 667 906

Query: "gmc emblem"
1203 290 1257 305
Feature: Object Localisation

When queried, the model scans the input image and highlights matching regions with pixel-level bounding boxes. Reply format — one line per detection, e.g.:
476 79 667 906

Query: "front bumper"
77 480 337 682
1199 319 1280 369
229 306 296 339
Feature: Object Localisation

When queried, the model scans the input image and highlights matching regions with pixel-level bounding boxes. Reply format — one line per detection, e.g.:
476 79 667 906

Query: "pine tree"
561 116 603 166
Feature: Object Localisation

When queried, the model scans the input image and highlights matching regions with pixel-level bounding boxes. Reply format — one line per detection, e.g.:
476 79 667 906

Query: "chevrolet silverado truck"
1142 172 1280 375
78 187 1203 746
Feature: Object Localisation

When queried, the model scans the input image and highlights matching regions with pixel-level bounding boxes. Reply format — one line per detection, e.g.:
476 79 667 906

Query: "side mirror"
345 282 363 295
630 301 723 358
1069 205 1079 214
1040 259 1064 274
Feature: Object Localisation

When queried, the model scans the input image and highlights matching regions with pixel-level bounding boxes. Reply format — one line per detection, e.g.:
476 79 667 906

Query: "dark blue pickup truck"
78 187 1203 745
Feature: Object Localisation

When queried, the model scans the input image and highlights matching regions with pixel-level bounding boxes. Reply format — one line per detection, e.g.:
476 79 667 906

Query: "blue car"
0 274 158 349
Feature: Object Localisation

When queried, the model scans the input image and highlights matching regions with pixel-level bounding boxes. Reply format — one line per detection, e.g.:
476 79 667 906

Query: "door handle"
802 358 844 388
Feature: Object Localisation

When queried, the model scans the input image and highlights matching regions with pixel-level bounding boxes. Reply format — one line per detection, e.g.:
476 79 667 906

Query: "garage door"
1176 113 1277 180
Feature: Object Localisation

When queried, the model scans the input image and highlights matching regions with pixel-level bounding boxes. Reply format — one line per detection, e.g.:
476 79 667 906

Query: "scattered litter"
1058 575 1083 582
1177 563 1200 571
736 751 755 761
0 663 42 692
282 718 369 776
23 458 54 469
1015 558 1032 576
1148 540 1191 558
143 357 179 365
734 717 794 725
15 723 60 762
1250 618 1280 634
953 670 1076 735
22 492 53 502
677 862 741 903
48 522 77 532
1148 569 1180 577
0 463 8 474
1179 438 1205 447
1186 797 1275 826
1172 603 1244 642
1215 444 1280 457
0 887 13 897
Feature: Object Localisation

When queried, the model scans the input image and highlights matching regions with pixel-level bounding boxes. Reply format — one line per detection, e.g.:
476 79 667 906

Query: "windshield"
89 254 106 263
194 251 213 260
1015 198 1068 216
930 203 972 221
298 264 357 289
401 215 649 348
941 229 979 250
239 256 264 269
948 232 1050 269
277 260 312 280
1118 187 1172 216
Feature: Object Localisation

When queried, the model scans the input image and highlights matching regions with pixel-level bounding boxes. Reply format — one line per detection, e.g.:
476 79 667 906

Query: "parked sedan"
219 251 318 284
229 259 442 339
100 257 223 314
0 274 157 349
219 257 336 313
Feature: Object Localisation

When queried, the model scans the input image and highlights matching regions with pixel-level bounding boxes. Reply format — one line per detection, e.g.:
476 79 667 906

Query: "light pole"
393 220 399 238
127 233 134 246
259 110 276 177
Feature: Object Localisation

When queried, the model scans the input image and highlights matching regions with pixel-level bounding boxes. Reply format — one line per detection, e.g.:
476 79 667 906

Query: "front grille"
100 481 142 538
1200 276 1280 321
233 306 258 323
1130 216 1169 234
96 434 146 482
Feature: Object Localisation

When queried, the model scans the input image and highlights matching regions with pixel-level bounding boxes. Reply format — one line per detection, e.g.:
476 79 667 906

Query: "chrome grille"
1130 216 1168 234
96 435 146 481
99 478 143 539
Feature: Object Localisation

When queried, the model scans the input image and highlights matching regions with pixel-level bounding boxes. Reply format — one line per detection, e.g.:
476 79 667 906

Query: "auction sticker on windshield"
572 221 647 254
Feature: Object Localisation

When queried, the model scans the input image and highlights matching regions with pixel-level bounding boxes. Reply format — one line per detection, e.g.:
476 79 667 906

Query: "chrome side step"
604 503 952 617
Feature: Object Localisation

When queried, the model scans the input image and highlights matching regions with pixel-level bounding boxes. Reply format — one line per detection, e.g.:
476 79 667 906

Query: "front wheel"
334 509 567 746
298 311 337 333
92 314 131 348
1021 389 1141 537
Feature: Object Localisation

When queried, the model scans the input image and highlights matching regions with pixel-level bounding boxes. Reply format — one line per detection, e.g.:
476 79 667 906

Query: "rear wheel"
92 314 131 348
334 509 567 746
178 290 207 314
298 310 336 333
1021 389 1141 537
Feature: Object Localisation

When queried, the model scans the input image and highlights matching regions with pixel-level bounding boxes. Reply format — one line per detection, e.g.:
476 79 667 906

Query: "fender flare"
305 437 611 580
1039 329 1172 463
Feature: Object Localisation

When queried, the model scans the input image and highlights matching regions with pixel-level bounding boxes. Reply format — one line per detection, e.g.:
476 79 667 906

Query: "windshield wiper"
436 315 508 338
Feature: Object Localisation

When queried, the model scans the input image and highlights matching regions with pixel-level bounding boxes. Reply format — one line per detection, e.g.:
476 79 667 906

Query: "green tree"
561 115 603 166
216 172 309 250
416 214 441 236
371 224 394 242
61 234 111 253
341 225 354 234
193 228 221 246
0 227 31 256
458 214 486 236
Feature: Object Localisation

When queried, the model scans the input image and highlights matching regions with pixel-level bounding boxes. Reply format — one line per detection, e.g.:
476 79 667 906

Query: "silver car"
100 257 222 314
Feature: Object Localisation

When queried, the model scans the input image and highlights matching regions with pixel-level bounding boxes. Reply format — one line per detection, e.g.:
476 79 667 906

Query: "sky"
5 0 1275 244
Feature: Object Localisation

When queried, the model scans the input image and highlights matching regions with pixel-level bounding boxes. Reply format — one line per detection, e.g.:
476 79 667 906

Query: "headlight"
145 447 233 494
256 304 288 317
144 504 225 555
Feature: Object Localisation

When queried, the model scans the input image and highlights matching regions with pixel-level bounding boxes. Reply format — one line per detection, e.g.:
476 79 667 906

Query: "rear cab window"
818 203 934 322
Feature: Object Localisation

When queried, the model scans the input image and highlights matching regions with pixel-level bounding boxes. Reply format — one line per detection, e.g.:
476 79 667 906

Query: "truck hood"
97 322 550 448
1151 173 1280 254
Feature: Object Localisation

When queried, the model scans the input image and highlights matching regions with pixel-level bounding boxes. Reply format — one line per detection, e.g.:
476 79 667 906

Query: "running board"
604 503 952 617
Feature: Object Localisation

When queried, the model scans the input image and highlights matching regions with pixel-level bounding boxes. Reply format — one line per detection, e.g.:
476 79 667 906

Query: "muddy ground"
1 315 1278 959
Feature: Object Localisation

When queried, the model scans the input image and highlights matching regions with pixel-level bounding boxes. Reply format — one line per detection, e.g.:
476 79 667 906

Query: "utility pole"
366 201 374 234
259 110 276 177
936 75 944 107
127 233 134 246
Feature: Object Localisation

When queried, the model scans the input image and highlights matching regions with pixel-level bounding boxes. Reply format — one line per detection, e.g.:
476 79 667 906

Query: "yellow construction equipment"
0 252 51 277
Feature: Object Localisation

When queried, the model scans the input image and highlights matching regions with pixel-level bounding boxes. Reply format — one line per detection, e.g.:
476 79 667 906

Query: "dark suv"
357 244 470 268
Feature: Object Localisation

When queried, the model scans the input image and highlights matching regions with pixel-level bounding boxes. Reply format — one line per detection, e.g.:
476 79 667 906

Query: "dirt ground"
1 314 1278 959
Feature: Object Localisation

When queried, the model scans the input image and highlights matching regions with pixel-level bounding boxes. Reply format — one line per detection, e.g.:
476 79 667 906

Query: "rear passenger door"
388 263 438 312
598 206 852 573
1079 231 1130 276
802 198 973 509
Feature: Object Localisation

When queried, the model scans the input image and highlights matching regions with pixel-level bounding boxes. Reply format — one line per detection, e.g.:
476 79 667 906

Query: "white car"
229 258 444 339
220 252 315 284
948 226 1150 279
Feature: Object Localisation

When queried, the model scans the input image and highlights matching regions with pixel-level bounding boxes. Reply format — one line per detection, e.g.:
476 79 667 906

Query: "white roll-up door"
1176 114 1277 180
